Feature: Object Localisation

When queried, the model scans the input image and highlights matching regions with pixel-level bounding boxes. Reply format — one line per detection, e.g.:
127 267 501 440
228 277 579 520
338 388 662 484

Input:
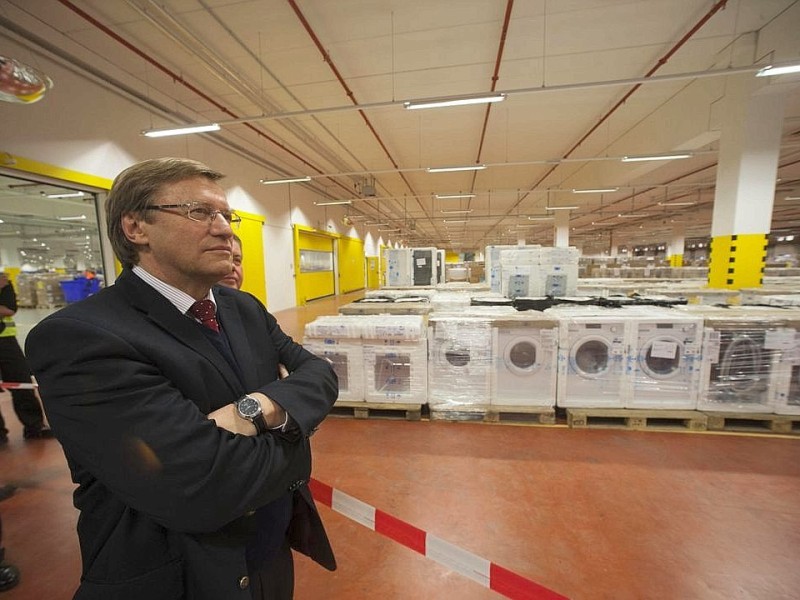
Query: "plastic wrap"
302 338 365 402
360 315 427 404
303 315 365 402
428 316 494 409
678 306 795 413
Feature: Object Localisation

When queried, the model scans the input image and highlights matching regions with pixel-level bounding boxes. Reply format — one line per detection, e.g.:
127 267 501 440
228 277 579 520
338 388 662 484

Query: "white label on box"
651 340 678 359
416 258 427 266
764 329 795 351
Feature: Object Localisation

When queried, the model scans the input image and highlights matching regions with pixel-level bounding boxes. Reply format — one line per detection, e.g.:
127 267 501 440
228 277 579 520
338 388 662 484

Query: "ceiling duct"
359 176 377 198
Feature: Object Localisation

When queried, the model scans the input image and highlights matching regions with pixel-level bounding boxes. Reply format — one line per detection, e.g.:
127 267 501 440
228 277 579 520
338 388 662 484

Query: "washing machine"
428 316 493 408
767 314 800 415
690 307 795 413
490 315 558 407
549 307 629 408
626 308 703 409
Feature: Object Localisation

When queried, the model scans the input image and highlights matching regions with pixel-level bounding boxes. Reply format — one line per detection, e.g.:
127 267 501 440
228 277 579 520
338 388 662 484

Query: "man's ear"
121 213 149 247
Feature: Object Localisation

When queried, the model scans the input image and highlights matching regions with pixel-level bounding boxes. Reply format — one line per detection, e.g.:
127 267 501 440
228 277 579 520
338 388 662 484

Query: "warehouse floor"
2 292 799 600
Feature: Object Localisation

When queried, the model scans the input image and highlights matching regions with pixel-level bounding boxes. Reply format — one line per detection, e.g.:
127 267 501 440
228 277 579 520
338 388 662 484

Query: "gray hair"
105 157 225 268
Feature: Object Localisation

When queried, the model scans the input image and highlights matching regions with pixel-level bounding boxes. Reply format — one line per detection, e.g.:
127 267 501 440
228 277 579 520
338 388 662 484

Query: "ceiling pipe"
286 0 435 236
56 0 355 199
482 0 731 245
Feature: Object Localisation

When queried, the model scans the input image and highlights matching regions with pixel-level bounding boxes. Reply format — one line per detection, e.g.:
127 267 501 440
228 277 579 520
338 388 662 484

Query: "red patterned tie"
189 299 220 333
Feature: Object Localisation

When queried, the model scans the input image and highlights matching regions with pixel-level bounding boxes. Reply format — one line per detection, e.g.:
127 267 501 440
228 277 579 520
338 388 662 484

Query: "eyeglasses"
144 202 241 229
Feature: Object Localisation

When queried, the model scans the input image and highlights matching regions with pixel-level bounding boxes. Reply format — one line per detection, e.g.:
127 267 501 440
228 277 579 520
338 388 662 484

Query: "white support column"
708 74 786 288
668 223 686 267
554 211 570 248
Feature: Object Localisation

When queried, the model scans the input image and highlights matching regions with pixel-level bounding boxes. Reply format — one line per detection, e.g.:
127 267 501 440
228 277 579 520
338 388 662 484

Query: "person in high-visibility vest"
0 272 54 444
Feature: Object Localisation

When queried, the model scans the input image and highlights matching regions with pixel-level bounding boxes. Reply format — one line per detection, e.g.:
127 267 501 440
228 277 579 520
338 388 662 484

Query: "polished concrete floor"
2 292 800 599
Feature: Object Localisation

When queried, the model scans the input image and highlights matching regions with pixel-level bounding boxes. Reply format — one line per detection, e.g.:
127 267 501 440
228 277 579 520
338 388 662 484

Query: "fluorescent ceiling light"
443 219 467 224
427 165 486 173
143 123 221 137
314 200 352 206
785 196 800 201
259 176 311 185
378 228 400 232
756 62 800 77
440 209 473 214
45 191 84 199
435 193 476 199
57 214 87 221
404 94 505 110
658 201 696 207
527 216 555 220
546 205 579 211
572 188 618 194
366 222 388 226
621 153 691 162
617 213 652 218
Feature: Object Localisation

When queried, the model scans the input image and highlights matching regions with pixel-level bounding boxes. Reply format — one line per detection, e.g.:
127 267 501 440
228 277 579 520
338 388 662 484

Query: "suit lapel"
215 291 259 389
116 271 244 395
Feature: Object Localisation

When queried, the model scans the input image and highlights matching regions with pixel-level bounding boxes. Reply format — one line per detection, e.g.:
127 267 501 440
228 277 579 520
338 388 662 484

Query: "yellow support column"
708 234 767 289
668 254 683 267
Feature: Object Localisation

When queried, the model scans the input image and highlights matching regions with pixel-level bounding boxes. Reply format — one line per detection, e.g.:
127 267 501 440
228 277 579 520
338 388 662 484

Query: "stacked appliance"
303 315 365 402
678 306 796 413
384 247 438 287
625 307 704 409
361 315 428 404
490 313 559 407
499 246 580 299
428 315 494 409
546 305 629 408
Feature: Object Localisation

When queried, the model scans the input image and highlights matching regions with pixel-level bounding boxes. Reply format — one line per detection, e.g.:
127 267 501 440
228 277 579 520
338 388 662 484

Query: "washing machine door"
640 336 683 379
570 336 610 378
718 334 767 395
503 336 541 376
442 342 472 368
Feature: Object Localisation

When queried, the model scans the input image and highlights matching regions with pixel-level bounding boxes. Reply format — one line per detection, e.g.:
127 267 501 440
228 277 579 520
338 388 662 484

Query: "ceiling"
2 0 800 254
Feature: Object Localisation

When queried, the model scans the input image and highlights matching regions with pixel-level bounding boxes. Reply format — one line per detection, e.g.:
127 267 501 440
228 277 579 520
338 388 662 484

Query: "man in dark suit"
25 157 337 599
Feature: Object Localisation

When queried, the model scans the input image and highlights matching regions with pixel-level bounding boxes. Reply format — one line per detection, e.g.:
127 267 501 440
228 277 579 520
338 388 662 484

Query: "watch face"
237 396 261 419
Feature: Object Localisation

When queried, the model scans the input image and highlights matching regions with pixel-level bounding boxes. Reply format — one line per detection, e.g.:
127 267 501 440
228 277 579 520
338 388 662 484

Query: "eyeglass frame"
143 202 242 228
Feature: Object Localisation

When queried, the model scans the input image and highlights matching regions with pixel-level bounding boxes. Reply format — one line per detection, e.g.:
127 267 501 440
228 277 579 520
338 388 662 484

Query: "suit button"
288 479 305 492
238 576 250 589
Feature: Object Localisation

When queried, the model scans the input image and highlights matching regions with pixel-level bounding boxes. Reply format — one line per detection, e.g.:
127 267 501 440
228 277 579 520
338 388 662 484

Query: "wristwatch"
235 395 267 434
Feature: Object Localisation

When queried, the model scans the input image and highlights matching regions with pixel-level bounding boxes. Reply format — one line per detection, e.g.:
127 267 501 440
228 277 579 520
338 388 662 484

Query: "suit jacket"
25 269 337 600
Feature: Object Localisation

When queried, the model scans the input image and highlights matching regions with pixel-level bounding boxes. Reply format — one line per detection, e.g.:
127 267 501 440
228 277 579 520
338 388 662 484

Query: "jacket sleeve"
252 309 339 436
26 314 313 534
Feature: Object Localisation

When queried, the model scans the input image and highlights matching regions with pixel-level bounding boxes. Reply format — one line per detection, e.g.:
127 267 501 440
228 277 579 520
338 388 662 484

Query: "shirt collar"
132 265 216 315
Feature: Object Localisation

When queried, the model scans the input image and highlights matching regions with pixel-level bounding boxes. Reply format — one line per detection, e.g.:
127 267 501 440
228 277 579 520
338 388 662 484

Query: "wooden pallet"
329 400 422 421
704 412 800 435
429 405 556 425
566 408 708 431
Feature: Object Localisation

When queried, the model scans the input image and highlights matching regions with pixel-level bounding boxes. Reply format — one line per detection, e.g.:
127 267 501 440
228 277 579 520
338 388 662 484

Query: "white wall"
0 36 372 312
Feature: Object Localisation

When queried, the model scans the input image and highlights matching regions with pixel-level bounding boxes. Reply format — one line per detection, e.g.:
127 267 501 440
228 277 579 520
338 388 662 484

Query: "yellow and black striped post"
708 233 768 289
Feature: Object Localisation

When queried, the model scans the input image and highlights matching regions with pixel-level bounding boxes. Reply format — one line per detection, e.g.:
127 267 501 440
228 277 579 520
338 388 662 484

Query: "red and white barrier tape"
309 478 567 600
0 381 37 390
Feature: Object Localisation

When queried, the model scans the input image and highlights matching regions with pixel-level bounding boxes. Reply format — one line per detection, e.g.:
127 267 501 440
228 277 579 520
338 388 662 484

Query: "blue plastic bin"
60 277 101 303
